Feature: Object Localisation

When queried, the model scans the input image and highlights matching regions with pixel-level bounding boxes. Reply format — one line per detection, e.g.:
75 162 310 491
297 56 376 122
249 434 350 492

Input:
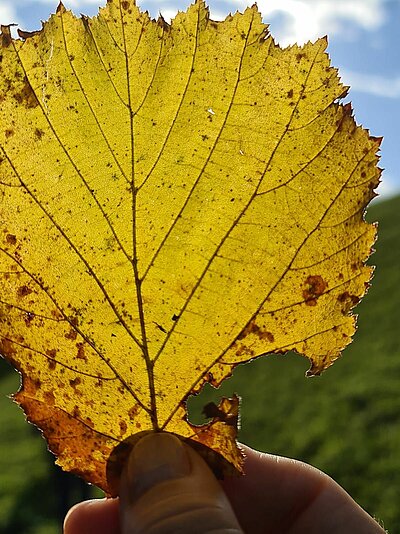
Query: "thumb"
119 432 243 534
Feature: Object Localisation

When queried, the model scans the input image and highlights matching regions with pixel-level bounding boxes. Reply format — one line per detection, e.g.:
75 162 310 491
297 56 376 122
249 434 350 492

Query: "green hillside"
1 194 399 533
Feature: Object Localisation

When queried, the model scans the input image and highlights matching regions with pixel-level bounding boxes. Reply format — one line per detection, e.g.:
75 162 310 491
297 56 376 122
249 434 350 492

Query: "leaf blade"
0 0 380 494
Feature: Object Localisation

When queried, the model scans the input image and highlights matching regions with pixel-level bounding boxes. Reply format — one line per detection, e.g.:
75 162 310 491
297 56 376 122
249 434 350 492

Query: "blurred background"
0 0 399 532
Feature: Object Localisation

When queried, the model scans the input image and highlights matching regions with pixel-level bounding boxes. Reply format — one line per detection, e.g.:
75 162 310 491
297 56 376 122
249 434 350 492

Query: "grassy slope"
1 195 399 532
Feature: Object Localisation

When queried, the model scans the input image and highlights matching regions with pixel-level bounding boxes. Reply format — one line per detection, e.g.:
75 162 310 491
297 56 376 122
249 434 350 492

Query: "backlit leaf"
0 0 380 495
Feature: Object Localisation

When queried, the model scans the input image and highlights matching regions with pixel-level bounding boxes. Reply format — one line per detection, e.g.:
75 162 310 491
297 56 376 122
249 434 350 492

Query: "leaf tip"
0 24 15 47
17 28 41 40
56 2 66 14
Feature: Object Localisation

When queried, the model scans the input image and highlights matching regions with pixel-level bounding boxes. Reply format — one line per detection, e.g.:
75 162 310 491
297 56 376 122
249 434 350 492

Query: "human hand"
64 433 385 533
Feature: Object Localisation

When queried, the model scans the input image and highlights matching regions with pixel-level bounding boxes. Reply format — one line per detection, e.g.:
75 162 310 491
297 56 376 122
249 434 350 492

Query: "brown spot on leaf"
17 285 33 298
5 129 14 138
46 348 57 358
65 329 78 340
237 321 274 342
34 128 45 140
128 405 140 420
70 377 82 389
76 343 87 361
70 316 79 327
6 233 17 245
119 420 127 435
260 330 274 342
337 291 360 312
24 312 35 326
51 309 64 320
303 275 327 306
234 343 255 358
121 1 130 9
14 77 39 109
287 89 293 98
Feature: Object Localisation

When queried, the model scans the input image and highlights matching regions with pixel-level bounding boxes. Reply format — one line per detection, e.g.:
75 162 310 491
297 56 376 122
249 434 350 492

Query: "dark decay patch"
119 420 127 435
34 128 45 140
65 329 78 340
24 311 35 327
70 377 82 389
237 321 274 342
6 233 17 245
303 275 327 306
337 292 360 314
13 77 39 109
76 343 87 361
337 292 360 305
233 343 255 358
128 405 140 420
17 285 33 298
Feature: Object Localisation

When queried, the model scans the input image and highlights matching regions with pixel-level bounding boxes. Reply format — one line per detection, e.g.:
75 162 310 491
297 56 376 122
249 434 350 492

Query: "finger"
222 445 385 533
120 432 243 534
63 497 120 534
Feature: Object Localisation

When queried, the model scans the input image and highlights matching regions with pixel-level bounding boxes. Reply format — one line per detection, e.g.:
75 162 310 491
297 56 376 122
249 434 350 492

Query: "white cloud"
228 0 387 46
0 4 17 24
341 69 400 99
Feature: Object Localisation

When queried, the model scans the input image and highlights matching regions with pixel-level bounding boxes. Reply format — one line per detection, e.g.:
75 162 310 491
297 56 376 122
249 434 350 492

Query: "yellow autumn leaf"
0 0 380 495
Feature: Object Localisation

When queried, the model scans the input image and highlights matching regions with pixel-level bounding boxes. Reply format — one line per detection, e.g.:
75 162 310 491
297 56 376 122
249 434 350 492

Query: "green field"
1 194 399 533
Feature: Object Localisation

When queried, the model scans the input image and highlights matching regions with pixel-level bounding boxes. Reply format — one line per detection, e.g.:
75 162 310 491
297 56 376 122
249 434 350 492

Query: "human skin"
64 433 385 534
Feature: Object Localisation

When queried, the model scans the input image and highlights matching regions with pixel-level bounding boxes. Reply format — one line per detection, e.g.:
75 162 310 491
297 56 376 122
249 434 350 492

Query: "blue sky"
1 0 399 200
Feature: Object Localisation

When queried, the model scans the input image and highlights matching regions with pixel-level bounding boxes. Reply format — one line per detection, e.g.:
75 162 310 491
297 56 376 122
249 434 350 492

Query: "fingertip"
120 433 242 533
63 498 120 534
